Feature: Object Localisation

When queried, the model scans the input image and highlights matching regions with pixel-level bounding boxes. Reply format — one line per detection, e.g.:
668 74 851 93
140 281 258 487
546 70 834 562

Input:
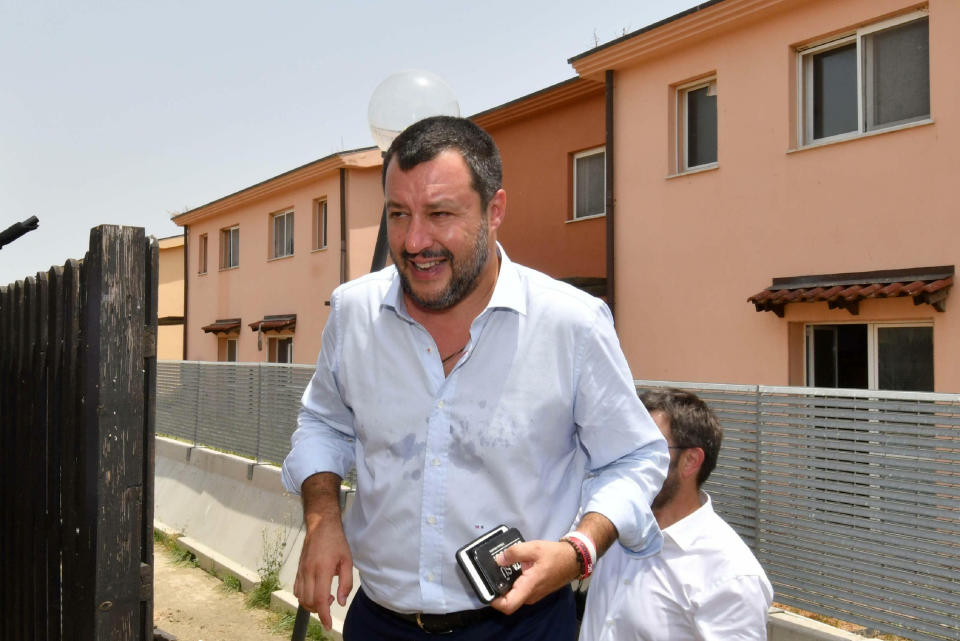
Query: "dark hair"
381 116 503 209
641 388 722 487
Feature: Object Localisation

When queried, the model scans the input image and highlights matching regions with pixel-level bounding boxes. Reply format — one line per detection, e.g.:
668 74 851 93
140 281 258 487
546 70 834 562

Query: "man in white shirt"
580 388 774 641
282 116 668 640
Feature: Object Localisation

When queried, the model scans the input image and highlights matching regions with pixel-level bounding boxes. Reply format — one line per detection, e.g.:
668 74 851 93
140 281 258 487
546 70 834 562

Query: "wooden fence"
0 226 158 641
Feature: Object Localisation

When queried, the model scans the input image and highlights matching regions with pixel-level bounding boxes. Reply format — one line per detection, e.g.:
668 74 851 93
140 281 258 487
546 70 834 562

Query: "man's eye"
388 210 408 219
431 211 451 218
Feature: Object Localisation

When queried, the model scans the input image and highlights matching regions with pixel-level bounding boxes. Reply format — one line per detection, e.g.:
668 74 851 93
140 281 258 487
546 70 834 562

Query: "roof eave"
569 0 792 79
173 147 381 227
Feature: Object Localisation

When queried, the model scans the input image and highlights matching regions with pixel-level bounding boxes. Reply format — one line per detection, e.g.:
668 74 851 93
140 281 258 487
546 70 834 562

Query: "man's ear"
680 447 705 481
486 188 507 232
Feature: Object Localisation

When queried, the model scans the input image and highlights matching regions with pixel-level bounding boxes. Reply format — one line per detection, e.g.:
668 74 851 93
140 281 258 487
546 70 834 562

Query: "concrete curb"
767 608 883 641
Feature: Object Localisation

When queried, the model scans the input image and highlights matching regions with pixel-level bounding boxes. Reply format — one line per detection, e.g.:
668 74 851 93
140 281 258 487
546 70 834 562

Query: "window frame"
804 321 933 390
267 335 294 364
270 209 295 260
198 233 208 275
220 225 239 270
313 199 328 250
218 336 238 362
676 76 719 173
797 9 930 147
571 146 606 220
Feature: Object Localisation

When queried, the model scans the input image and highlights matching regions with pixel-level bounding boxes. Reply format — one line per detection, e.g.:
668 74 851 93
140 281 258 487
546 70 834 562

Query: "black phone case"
455 525 524 603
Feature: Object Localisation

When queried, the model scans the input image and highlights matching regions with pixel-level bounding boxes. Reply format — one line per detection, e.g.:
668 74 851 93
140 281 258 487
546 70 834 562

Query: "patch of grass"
152 528 198 568
268 611 327 640
221 573 243 593
246 528 286 609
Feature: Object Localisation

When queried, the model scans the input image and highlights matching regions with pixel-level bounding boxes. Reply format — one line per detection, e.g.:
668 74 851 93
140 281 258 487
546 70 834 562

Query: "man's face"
384 149 504 311
651 410 681 511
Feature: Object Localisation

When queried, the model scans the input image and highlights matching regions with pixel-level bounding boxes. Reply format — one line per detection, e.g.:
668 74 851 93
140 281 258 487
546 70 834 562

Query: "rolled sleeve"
575 304 669 553
281 295 357 494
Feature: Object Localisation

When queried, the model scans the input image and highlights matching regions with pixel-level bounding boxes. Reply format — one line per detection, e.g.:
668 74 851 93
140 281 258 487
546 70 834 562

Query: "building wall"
157 235 184 360
185 170 357 364
345 166 385 280
485 92 607 279
609 0 960 391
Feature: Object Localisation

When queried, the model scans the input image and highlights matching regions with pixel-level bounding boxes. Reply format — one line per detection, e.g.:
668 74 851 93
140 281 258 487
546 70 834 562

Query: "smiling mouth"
412 259 445 271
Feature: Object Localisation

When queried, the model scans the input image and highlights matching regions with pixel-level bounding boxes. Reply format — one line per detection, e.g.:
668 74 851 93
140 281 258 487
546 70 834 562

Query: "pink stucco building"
173 149 382 364
570 0 957 392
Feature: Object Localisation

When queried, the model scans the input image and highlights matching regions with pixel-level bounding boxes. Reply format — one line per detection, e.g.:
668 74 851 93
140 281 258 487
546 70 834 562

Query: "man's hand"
489 512 618 615
293 473 353 630
489 540 580 615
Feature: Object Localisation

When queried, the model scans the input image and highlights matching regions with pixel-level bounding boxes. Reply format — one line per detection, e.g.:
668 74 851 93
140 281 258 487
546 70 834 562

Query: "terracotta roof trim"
748 266 954 317
201 318 241 334
249 314 297 333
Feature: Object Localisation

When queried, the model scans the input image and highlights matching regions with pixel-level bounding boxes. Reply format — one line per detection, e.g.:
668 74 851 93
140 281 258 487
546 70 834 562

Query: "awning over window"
248 314 296 333
748 266 954 317
201 318 241 334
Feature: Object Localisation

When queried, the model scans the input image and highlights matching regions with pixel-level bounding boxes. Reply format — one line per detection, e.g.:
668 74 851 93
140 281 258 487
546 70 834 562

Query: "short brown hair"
641 388 722 487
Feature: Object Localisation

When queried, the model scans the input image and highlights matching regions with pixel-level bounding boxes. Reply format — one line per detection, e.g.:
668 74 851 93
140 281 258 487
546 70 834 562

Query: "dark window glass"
878 326 933 391
865 17 929 130
686 85 717 167
575 151 605 218
812 43 858 139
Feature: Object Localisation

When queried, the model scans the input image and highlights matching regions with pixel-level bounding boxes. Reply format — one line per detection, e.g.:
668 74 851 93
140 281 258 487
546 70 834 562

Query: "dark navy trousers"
343 586 577 641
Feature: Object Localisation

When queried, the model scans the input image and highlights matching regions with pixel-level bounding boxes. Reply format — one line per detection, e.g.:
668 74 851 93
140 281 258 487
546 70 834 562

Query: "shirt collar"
382 242 526 320
663 491 714 552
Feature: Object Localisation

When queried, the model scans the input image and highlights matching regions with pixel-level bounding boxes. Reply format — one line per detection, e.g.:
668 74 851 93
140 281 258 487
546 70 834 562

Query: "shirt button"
437 400 444 409
426 573 435 582
432 458 441 466
427 515 437 525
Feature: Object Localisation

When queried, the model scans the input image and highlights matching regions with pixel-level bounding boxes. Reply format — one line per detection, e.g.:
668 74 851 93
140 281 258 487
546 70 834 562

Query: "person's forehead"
385 150 476 202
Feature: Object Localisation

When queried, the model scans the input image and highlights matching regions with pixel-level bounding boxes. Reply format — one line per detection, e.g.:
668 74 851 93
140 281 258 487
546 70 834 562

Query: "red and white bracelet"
562 531 597 579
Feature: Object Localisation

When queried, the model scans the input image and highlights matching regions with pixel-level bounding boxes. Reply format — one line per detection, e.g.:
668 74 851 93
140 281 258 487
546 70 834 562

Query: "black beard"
393 219 490 311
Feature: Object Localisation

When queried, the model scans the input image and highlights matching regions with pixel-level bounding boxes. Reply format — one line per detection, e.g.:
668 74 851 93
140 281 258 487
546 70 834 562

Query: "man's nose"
404 214 434 254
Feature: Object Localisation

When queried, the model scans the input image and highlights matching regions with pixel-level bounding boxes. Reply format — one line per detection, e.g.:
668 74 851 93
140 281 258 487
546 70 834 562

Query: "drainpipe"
182 226 189 359
605 69 616 321
339 168 347 283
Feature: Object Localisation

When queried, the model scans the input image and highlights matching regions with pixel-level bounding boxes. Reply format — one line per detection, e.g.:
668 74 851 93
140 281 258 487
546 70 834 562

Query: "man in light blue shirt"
282 116 668 640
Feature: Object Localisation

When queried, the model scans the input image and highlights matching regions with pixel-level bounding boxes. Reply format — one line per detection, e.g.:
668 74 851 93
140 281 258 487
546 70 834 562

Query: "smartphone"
455 525 524 603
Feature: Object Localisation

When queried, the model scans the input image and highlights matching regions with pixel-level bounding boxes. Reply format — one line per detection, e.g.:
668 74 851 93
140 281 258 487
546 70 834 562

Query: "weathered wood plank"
33 270 50 640
46 265 65 641
61 258 85 641
82 226 148 641
141 235 158 641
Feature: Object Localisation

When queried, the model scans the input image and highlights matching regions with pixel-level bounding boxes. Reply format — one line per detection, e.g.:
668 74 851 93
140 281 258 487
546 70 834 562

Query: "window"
800 12 929 145
313 199 328 250
220 226 239 269
805 323 932 391
268 336 293 363
198 233 208 274
572 148 605 219
218 337 238 362
677 78 718 171
271 210 294 258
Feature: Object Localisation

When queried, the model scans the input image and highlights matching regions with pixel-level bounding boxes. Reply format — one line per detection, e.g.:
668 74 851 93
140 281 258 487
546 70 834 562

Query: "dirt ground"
153 542 294 641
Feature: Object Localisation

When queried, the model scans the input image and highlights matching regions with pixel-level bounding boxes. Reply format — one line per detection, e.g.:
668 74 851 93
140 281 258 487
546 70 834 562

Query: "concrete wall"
154 436 883 641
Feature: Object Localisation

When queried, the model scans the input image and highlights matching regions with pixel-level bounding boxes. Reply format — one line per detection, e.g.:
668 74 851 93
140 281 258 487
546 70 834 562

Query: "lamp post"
0 216 39 250
366 70 459 271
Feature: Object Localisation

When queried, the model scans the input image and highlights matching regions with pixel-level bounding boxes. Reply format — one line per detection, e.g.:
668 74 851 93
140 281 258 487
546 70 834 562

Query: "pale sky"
0 0 702 285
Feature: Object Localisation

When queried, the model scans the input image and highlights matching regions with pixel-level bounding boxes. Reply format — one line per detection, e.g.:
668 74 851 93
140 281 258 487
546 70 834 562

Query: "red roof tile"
748 267 954 317
201 318 241 334
249 314 296 333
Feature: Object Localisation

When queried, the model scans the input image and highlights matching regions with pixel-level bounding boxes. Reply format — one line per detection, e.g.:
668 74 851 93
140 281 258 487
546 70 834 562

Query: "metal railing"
155 361 959 641
157 360 314 466
638 380 959 641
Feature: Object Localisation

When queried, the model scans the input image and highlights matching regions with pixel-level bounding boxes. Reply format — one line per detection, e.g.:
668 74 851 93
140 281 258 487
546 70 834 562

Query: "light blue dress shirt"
282 247 668 614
